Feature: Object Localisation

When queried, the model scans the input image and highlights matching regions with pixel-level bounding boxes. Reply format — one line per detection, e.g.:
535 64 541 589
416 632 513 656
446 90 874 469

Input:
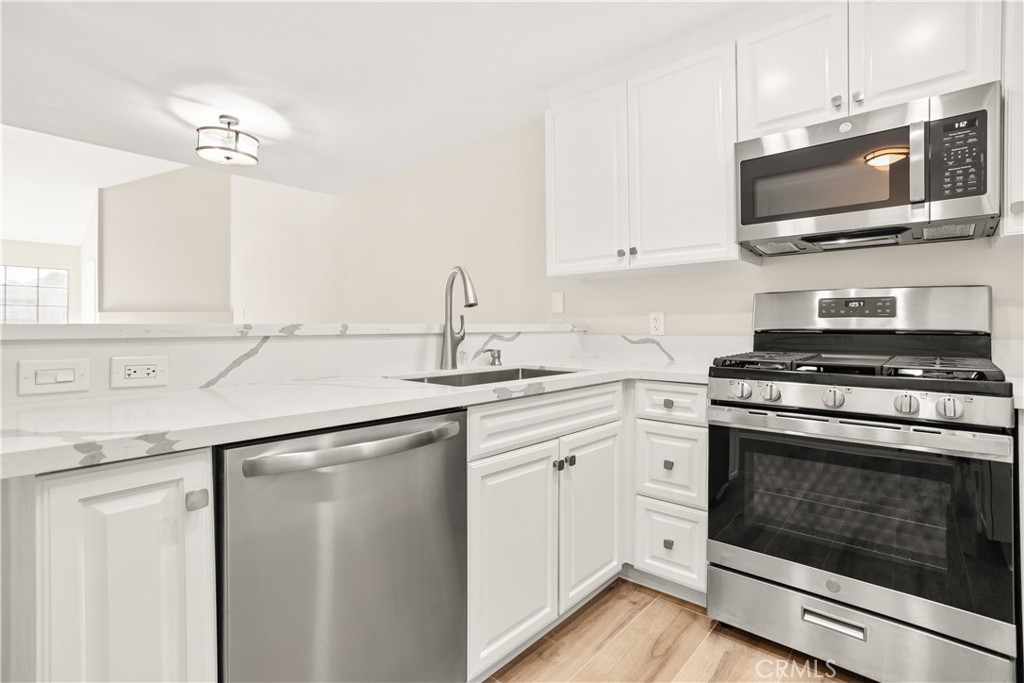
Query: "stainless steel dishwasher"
219 410 467 682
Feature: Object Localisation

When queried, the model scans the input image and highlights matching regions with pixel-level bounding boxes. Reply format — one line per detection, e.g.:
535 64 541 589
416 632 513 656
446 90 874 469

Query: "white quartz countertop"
1 357 713 479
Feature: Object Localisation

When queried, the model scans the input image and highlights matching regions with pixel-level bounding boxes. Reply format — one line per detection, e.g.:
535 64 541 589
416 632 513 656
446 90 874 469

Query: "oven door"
706 405 1016 657
736 98 930 252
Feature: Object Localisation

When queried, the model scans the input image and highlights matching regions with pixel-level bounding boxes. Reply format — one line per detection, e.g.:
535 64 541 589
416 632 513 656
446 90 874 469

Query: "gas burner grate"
713 351 817 371
884 356 1005 382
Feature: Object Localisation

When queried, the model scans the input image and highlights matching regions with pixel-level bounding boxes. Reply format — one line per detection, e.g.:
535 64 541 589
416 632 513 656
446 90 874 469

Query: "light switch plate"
110 356 169 388
18 359 90 396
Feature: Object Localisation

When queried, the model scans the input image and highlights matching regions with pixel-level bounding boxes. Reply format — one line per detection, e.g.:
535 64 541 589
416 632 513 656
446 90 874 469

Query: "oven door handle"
707 407 1013 463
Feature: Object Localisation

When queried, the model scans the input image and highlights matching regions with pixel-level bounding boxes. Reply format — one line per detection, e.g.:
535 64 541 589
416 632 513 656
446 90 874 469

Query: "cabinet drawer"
634 381 707 425
635 420 707 509
634 496 707 592
468 383 623 460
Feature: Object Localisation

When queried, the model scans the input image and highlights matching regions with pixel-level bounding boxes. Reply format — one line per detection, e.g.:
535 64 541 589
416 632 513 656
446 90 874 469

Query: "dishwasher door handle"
241 421 461 477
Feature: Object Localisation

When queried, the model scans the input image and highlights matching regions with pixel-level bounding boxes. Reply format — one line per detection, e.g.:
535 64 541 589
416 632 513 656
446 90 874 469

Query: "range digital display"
818 296 896 318
847 300 865 308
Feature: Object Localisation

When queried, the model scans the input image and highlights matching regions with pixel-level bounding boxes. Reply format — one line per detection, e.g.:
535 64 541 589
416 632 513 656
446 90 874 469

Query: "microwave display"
930 110 987 201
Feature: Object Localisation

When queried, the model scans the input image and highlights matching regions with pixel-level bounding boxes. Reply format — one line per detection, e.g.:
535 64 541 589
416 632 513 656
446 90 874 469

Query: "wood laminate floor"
491 579 874 683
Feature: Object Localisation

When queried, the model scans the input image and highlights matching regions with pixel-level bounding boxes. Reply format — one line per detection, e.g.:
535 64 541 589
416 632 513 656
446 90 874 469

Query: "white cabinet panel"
546 85 630 276
737 4 849 139
635 420 708 510
628 44 740 267
999 0 1024 243
634 497 708 592
467 440 559 677
468 383 623 460
37 450 216 683
634 381 707 426
849 0 1002 114
558 422 622 612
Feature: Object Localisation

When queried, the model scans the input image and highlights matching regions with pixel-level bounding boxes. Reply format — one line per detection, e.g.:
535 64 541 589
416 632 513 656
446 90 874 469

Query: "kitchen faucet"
440 266 478 369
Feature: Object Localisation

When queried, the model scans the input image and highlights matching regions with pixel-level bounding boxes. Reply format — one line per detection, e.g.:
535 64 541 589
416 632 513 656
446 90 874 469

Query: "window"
1 265 69 324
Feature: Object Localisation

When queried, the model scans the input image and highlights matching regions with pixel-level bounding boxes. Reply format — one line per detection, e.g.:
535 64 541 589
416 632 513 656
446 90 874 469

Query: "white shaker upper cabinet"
998 0 1023 243
736 4 849 140
546 85 630 276
37 450 217 683
627 44 742 268
848 0 1002 114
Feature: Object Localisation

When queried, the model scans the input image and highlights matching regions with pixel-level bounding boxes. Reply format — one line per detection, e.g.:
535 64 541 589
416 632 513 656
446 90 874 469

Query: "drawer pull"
801 607 867 641
663 459 675 471
185 489 209 512
663 539 674 550
663 398 674 409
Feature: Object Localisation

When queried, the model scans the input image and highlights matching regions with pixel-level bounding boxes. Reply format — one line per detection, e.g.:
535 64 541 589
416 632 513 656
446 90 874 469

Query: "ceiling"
2 2 757 196
1 126 183 245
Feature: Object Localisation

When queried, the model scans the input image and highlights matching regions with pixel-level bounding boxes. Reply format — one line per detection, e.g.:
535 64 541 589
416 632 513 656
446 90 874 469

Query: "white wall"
98 167 231 322
0 239 82 323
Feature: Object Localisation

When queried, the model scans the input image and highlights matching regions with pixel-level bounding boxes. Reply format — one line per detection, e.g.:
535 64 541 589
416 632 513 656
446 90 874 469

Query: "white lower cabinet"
467 421 622 677
635 419 708 510
634 496 708 592
36 450 217 682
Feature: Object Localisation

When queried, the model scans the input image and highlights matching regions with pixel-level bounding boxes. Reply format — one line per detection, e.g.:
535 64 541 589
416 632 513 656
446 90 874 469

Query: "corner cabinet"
36 450 217 682
737 1 1002 140
546 42 757 277
467 386 624 678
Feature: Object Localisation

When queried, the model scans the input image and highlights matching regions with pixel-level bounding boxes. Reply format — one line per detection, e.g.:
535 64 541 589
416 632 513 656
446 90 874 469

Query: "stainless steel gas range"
705 286 1017 683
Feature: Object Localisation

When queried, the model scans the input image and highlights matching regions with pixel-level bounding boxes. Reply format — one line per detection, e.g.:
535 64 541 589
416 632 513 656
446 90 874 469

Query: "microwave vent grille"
923 223 976 240
756 241 801 255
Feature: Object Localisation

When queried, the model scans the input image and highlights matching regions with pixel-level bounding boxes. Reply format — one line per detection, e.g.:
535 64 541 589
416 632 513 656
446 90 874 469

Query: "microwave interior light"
864 146 910 168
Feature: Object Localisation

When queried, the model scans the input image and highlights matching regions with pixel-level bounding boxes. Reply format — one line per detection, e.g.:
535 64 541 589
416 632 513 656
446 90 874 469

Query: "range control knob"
893 393 920 415
760 383 781 402
732 381 753 399
822 387 845 408
936 396 964 420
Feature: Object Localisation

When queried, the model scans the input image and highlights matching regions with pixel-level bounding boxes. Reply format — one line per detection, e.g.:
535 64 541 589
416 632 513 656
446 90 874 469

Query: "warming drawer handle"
801 607 867 641
241 421 461 478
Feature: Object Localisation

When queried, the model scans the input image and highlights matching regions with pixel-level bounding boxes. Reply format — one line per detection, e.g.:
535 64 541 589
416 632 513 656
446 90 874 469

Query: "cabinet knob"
185 488 209 512
663 459 675 471
629 247 638 255
663 539 674 550
567 455 577 467
617 249 626 257
852 90 865 103
553 459 565 471
663 398 674 409
831 94 843 108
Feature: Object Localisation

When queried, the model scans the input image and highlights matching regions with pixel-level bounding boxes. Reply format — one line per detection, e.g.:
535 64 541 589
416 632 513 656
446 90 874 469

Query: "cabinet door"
848 0 1002 115
1000 0 1024 242
558 422 622 612
467 440 559 677
634 496 708 592
627 43 741 267
37 450 217 682
737 4 849 139
546 85 630 276
635 420 708 510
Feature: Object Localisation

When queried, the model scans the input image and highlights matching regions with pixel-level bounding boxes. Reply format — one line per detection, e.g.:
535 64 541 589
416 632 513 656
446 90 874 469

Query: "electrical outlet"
111 356 168 388
649 312 665 336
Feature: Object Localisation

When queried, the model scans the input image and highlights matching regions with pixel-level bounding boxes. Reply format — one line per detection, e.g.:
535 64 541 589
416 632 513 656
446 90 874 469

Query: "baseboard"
618 564 707 607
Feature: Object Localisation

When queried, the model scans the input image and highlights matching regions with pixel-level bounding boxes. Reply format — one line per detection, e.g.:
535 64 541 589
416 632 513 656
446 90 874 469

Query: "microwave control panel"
930 110 986 201
818 297 896 318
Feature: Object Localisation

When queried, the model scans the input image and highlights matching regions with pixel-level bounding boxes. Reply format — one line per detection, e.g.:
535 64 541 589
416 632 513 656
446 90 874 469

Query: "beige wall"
0 239 82 323
98 166 231 321
230 177 343 322
331 121 1024 339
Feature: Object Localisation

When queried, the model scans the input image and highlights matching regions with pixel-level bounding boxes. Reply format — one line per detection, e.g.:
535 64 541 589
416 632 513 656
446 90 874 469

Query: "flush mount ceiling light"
864 146 910 168
196 115 259 166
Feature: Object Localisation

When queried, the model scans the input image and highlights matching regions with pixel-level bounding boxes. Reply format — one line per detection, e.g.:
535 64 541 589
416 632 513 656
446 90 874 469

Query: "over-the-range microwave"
736 81 1001 257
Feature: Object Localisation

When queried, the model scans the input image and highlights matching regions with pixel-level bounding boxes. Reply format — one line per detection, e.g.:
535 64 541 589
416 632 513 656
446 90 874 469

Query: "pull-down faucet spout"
440 266 478 369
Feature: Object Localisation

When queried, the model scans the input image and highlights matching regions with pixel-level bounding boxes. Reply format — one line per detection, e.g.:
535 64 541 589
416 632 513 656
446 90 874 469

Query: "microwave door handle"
909 121 926 203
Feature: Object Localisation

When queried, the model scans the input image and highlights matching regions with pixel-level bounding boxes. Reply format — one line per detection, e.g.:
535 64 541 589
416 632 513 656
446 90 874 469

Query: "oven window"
708 429 1014 623
740 127 912 225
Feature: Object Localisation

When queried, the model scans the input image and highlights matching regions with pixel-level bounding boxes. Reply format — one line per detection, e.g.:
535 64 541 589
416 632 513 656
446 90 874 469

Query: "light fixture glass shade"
196 116 259 166
864 146 910 168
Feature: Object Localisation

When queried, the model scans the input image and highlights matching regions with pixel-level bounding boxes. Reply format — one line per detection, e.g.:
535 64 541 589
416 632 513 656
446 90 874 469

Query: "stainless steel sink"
400 367 575 387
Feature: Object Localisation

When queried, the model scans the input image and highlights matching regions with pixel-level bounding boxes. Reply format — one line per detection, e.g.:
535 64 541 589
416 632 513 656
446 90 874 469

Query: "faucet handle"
455 314 466 340
483 349 503 366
